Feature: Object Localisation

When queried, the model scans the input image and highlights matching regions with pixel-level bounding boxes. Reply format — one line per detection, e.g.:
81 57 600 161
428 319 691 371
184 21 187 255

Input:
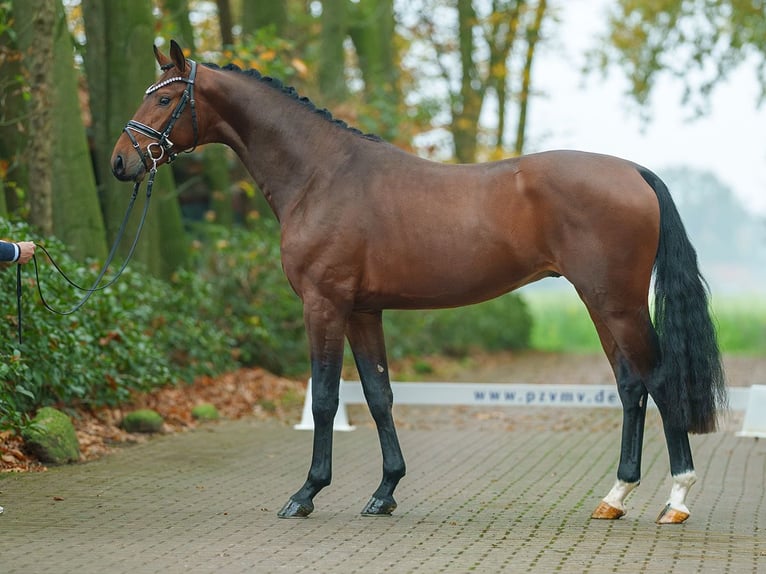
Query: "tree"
318 0 348 103
216 0 234 47
6 0 106 259
514 0 545 155
162 0 195 48
0 3 29 217
82 0 187 277
12 0 54 235
452 0 483 163
590 0 766 114
487 1 524 155
348 0 400 140
240 0 287 38
405 0 552 162
47 1 107 259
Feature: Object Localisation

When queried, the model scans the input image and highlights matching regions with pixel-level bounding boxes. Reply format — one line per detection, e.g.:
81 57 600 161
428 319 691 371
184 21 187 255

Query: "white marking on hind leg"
666 470 697 514
602 479 639 513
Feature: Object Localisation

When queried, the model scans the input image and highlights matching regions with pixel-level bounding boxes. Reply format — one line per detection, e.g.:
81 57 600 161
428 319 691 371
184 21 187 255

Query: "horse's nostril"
113 155 124 177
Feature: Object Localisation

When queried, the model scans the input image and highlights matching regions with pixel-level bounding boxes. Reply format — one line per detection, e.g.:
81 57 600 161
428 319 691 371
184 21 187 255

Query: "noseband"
124 59 199 170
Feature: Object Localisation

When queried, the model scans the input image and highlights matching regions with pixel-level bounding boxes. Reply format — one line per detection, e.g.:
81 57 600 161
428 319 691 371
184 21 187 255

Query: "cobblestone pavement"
1 406 764 574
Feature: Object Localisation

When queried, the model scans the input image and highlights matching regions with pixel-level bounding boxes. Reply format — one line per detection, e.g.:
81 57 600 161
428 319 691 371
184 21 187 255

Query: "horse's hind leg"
591 356 650 520
584 299 696 523
346 310 406 516
650 398 696 524
582 304 652 520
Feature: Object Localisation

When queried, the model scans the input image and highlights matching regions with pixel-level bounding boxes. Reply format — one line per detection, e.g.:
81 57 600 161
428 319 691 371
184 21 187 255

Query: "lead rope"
16 263 22 345
15 165 157 345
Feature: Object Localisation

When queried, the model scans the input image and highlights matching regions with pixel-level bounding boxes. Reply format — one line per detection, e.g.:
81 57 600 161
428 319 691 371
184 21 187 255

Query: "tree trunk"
319 0 348 103
451 0 483 163
0 10 28 216
162 0 196 49
490 0 524 156
348 0 400 141
515 0 547 156
216 0 234 46
82 0 187 277
14 0 55 235
49 1 108 260
241 1 287 37
0 181 7 219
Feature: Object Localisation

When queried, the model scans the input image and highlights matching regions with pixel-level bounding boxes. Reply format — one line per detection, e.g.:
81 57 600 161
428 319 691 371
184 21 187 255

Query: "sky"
525 0 766 216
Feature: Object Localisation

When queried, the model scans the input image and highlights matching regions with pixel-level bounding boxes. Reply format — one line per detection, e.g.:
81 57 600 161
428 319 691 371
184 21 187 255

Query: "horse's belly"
355 252 550 311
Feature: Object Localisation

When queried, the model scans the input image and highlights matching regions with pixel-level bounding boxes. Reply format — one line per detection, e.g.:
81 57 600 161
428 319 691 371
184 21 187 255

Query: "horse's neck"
208 73 351 221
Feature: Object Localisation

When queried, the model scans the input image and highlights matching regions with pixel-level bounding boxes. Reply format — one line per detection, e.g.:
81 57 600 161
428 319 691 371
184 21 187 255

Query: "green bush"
185 219 307 375
0 219 236 432
384 295 532 360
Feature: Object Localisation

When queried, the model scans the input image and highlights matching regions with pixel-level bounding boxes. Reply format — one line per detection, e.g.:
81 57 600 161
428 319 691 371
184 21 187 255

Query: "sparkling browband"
145 76 188 95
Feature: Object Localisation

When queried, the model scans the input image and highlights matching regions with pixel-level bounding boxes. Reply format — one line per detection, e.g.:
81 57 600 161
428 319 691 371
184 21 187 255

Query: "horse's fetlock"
308 472 332 489
385 462 406 481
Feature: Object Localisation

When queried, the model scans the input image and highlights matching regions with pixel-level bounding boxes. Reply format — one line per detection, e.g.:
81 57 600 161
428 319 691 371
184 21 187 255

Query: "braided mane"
202 62 382 142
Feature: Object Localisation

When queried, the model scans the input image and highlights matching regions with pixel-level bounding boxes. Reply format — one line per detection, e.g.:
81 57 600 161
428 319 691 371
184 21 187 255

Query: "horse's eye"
159 95 171 106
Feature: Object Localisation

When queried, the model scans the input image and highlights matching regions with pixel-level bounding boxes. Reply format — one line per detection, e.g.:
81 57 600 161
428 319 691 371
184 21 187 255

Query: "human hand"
16 241 36 264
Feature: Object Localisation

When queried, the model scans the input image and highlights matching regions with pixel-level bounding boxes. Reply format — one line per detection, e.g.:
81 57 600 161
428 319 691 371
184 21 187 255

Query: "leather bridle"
123 59 199 171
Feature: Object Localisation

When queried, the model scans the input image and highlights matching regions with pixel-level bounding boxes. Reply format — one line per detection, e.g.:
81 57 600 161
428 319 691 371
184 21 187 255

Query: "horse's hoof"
361 496 396 516
277 498 313 518
591 500 625 520
656 503 689 524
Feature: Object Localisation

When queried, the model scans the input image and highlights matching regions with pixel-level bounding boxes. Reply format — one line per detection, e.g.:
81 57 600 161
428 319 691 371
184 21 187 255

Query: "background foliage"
0 0 764 432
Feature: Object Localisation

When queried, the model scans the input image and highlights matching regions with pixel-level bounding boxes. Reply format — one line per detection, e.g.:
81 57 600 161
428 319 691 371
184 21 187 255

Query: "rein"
15 59 200 345
15 170 156 345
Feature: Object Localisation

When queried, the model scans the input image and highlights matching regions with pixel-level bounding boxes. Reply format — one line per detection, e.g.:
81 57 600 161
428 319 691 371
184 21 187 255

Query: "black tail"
638 167 727 434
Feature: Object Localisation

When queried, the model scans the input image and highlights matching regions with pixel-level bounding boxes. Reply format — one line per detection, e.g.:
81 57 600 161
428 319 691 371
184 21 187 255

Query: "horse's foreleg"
592 361 648 519
347 311 405 516
278 302 347 519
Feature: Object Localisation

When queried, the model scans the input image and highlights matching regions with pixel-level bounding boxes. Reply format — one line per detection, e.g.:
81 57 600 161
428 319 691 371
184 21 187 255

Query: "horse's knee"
312 395 339 426
366 396 393 422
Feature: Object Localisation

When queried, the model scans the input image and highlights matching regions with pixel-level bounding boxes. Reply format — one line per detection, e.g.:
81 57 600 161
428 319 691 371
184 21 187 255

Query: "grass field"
522 287 766 355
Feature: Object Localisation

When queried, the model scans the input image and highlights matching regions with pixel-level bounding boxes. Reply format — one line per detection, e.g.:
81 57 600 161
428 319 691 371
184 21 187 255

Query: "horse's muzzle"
112 153 144 182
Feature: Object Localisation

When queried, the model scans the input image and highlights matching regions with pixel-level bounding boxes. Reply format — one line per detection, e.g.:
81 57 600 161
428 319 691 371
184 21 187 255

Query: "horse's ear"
153 45 172 69
169 40 187 73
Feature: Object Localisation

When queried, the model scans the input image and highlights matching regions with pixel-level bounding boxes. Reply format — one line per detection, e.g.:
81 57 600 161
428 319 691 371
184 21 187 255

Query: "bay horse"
111 41 726 524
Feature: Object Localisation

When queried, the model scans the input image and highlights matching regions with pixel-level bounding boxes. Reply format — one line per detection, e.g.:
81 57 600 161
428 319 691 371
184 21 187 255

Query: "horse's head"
111 40 199 182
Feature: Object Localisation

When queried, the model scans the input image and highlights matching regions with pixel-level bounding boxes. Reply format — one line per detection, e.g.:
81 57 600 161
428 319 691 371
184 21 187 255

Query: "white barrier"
295 379 752 432
736 384 766 438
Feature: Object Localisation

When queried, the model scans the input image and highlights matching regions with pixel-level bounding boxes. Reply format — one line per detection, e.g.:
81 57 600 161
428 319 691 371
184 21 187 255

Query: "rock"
22 407 80 464
191 403 220 421
121 409 164 433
